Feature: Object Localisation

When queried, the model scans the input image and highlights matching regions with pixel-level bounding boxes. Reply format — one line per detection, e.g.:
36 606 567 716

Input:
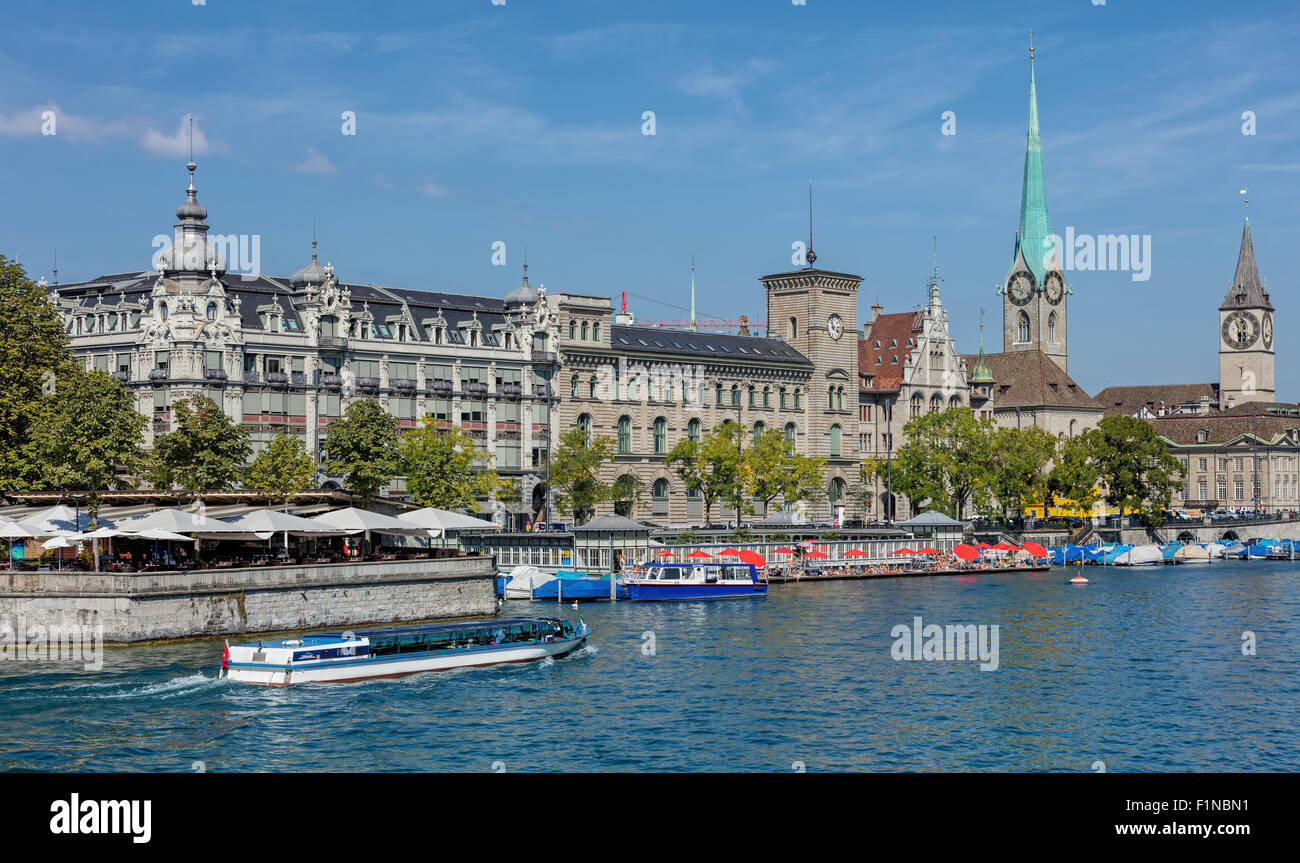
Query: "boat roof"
305 617 559 640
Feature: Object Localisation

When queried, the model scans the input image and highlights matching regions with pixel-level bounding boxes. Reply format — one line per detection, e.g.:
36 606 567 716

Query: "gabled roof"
1093 383 1219 417
858 311 922 392
961 350 1100 410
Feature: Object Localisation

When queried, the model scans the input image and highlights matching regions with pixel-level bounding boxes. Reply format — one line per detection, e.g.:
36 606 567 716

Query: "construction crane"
617 291 765 335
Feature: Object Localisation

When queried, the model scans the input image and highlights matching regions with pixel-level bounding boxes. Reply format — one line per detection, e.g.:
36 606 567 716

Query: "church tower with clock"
1000 38 1069 374
1218 212 1275 409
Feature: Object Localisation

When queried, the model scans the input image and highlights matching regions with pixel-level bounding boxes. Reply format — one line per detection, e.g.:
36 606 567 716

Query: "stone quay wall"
0 556 497 643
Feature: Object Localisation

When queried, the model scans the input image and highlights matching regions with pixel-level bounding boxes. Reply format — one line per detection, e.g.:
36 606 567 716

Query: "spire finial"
805 179 817 267
1029 30 1034 62
690 253 697 332
1241 187 1249 214
312 220 318 260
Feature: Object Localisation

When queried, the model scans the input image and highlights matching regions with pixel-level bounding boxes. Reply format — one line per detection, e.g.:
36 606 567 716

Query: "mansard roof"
608 325 811 366
1093 383 1220 417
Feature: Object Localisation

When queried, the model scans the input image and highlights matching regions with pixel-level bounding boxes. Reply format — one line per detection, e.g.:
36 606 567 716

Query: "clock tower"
1218 213 1275 409
999 38 1069 373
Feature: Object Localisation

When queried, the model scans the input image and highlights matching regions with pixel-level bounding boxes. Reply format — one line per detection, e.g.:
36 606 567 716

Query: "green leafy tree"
845 458 882 520
1049 433 1102 515
323 398 402 505
1085 415 1185 526
746 428 826 517
551 427 614 524
612 473 645 517
881 408 996 519
400 420 505 512
667 419 745 526
0 255 79 497
246 431 317 509
33 369 146 523
148 396 251 499
986 425 1058 519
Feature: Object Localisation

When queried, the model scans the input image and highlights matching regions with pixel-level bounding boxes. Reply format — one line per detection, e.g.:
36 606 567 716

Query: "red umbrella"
653 549 673 557
993 542 1021 552
772 546 796 554
843 549 869 557
1022 541 1048 557
952 544 978 561
974 543 993 549
892 548 915 555
916 547 940 555
803 549 828 559
718 548 741 556
687 549 712 559
737 549 766 567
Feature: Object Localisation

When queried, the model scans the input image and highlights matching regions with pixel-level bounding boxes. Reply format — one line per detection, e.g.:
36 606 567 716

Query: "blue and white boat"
624 562 767 601
221 617 590 686
526 570 629 601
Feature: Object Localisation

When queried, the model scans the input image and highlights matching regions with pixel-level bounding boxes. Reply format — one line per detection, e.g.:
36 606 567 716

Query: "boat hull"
225 633 588 686
625 582 768 601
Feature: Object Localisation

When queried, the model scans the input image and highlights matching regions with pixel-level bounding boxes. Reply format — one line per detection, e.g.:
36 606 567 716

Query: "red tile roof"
858 312 922 393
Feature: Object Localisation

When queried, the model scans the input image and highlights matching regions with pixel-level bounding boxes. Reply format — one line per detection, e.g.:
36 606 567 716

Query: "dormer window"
206 302 217 321
1196 429 1209 444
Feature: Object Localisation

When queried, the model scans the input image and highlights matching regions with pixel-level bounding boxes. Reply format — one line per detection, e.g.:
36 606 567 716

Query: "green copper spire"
1015 35 1053 282
972 313 994 383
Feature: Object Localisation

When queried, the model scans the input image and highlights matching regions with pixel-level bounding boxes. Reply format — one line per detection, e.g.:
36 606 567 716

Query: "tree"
1085 415 1185 526
551 427 613 523
400 420 506 512
746 428 826 517
612 473 645 517
32 369 146 523
246 431 316 509
881 408 996 519
148 396 251 499
845 458 882 520
323 398 401 505
666 419 745 526
986 425 1058 519
1049 433 1102 516
0 255 79 497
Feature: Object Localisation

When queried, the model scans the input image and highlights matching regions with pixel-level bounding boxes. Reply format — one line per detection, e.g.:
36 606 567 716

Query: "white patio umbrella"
199 509 349 558
310 507 427 556
0 521 40 570
16 505 102 535
396 507 500 535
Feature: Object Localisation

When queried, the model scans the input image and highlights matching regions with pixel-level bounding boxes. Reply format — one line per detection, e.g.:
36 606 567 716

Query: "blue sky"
2 0 1298 399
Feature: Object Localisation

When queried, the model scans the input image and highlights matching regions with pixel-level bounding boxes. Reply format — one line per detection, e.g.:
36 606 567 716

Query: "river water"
2 560 1298 772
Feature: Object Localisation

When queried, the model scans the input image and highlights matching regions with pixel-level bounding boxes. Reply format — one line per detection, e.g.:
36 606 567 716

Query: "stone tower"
1218 214 1275 409
1000 43 1069 373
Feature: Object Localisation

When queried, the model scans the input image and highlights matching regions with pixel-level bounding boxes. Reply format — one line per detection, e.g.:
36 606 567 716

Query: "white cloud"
142 115 211 157
0 104 130 140
417 180 449 199
295 146 338 175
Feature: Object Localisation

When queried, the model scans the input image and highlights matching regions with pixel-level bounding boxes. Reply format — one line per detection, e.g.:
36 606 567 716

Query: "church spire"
1222 211 1273 311
1016 31 1052 282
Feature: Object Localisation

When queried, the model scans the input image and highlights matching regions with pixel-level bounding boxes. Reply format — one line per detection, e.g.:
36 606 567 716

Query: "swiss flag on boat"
221 641 230 671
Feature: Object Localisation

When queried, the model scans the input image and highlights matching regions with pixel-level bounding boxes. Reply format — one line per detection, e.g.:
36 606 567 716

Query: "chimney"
871 303 883 322
738 315 750 336
613 291 632 325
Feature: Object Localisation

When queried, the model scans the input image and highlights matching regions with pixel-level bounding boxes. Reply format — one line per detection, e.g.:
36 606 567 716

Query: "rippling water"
3 560 1298 772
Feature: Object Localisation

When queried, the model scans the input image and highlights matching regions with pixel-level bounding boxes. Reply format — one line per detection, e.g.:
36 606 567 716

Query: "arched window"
577 413 592 442
617 416 631 453
581 322 589 341
793 389 801 409
688 418 701 442
748 386 756 408
789 317 798 340
1048 312 1057 343
829 477 845 505
160 302 169 321
206 302 217 321
784 423 796 450
830 424 841 457
731 385 740 407
762 387 770 408
753 421 765 443
910 393 923 418
929 394 942 413
592 323 600 341
838 386 845 410
828 386 835 410
715 384 723 405
569 320 576 339
1017 311 1030 343
1071 419 1080 438
588 375 597 399
949 394 962 409
779 388 787 409
653 417 667 454
652 478 670 516
570 376 579 398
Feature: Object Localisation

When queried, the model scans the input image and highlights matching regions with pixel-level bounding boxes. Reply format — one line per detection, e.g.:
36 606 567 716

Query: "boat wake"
68 673 224 700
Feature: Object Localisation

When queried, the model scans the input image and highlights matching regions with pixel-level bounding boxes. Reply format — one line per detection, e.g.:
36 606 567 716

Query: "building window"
784 423 796 449
789 317 798 340
652 478 669 516
929 394 942 413
578 413 592 443
793 389 801 409
569 320 576 339
731 385 740 407
588 375 597 399
570 376 579 398
910 393 923 418
1235 480 1244 501
1048 312 1057 343
592 323 600 341
1017 311 1030 343
688 418 701 442
653 417 667 454
581 322 589 341
779 388 787 409
753 421 765 443
715 384 723 405
1197 430 1209 443
829 477 845 505
748 387 756 408
763 387 771 408
949 394 962 409
830 424 841 458
617 416 631 453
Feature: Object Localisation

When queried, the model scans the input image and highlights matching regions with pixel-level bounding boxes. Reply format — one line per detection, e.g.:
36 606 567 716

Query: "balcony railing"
392 378 417 390
462 381 488 396
320 373 341 387
148 369 169 381
499 382 522 399
532 383 553 398
531 350 558 365
318 336 349 350
265 371 289 385
290 371 307 386
110 371 130 382
357 377 380 389
244 371 261 384
204 369 228 381
428 379 453 395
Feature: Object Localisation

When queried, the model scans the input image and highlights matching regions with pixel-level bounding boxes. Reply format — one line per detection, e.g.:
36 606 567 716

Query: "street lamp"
885 397 894 527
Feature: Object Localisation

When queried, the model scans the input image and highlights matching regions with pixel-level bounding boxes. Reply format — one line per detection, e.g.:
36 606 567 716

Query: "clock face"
1044 272 1064 305
827 313 843 341
1263 313 1274 349
1007 271 1034 306
1221 310 1261 350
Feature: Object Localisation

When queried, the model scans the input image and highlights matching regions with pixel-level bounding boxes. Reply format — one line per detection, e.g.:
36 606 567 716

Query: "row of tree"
878 407 1185 526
